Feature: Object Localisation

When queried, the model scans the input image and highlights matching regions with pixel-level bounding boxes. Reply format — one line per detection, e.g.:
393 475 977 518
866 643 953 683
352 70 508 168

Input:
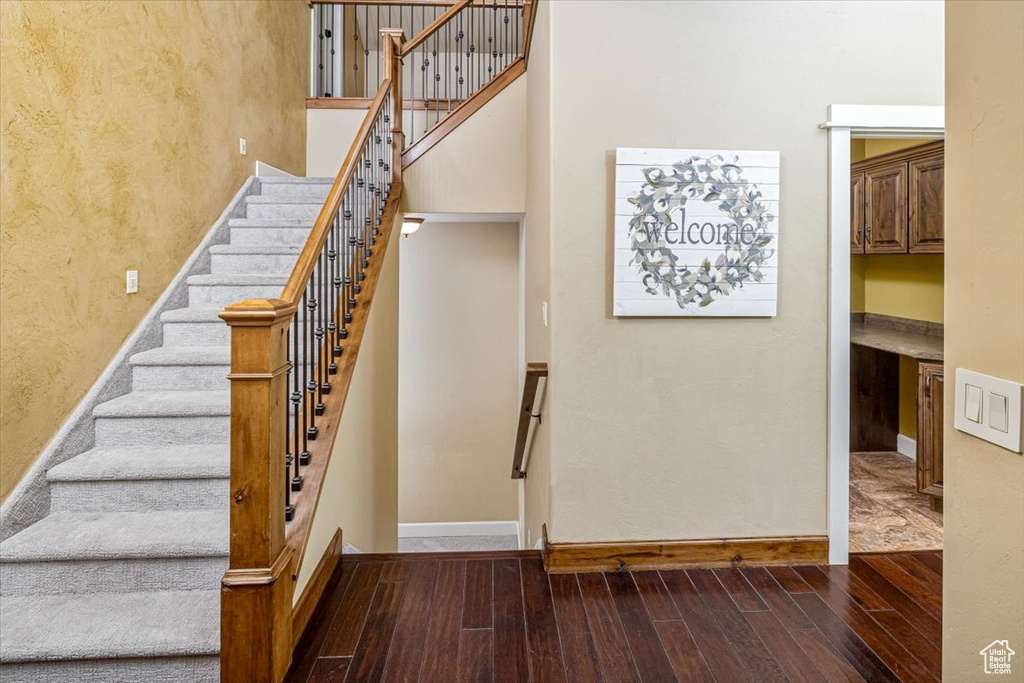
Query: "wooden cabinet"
851 172 865 253
909 149 945 253
864 161 909 253
917 361 944 511
851 141 944 254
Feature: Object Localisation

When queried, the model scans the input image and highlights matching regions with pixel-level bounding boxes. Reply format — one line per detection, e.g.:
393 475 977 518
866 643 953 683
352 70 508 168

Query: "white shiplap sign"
613 148 780 317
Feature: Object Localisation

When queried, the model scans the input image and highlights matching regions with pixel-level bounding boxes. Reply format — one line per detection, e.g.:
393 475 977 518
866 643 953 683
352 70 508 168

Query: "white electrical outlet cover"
126 270 139 294
954 368 1023 453
239 138 247 155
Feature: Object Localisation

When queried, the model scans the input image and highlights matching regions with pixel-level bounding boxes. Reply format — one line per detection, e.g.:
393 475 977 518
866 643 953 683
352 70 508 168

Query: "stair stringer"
0 179 254 541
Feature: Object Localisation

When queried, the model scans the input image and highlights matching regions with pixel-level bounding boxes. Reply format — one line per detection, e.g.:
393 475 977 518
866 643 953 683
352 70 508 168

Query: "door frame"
821 105 944 565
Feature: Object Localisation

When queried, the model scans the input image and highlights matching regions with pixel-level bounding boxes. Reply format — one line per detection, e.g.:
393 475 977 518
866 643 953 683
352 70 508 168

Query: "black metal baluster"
330 213 341 371
503 2 509 70
285 315 294 519
345 188 356 328
488 1 494 83
456 11 463 102
327 4 335 97
352 4 358 96
306 277 318 442
363 5 369 96
433 28 439 125
446 19 451 115
315 248 328 412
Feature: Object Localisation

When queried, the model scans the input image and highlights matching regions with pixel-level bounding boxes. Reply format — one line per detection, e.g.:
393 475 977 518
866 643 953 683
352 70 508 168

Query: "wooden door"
851 171 865 254
917 361 944 510
909 150 944 253
864 161 908 253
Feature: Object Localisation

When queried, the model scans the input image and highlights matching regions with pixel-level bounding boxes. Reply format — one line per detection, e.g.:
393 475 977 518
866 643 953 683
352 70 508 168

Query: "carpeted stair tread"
186 273 289 286
130 346 230 367
0 590 219 663
93 390 229 418
245 195 327 206
259 177 331 185
207 244 302 255
47 445 229 482
227 218 314 228
160 307 227 323
0 511 228 562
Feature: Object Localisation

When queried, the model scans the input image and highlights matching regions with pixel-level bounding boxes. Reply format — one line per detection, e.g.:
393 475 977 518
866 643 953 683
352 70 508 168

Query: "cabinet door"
917 362 944 505
909 151 944 253
851 171 865 254
864 161 908 253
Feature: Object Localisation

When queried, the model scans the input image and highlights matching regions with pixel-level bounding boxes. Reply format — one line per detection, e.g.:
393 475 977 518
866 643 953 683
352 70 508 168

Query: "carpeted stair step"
208 244 302 275
130 346 230 391
92 391 229 447
0 590 219 682
186 273 289 307
160 307 232 346
258 176 332 200
228 218 314 247
161 306 317 346
0 511 227 595
245 196 324 221
46 445 229 513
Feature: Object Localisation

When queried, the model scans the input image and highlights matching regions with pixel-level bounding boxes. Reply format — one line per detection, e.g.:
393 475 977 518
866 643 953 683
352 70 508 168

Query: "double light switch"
955 368 1023 453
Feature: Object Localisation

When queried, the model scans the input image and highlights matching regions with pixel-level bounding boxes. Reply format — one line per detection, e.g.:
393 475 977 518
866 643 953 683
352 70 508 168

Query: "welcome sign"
613 148 781 317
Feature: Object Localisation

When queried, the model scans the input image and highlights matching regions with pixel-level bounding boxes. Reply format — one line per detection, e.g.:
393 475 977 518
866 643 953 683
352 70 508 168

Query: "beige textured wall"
522 0 551 550
402 77 526 214
944 1 1024 678
398 222 519 524
306 109 366 177
296 232 400 597
0 1 309 500
305 77 526 213
537 0 943 543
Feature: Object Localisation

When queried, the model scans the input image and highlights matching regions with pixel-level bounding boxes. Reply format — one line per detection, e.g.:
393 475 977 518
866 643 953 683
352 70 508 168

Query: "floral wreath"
627 155 776 309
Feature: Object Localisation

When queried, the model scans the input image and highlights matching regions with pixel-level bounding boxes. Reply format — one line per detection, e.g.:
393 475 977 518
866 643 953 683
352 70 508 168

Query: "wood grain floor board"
288 551 943 683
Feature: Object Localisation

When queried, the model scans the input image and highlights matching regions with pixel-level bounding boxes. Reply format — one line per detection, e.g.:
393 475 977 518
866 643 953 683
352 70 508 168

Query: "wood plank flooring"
287 549 943 683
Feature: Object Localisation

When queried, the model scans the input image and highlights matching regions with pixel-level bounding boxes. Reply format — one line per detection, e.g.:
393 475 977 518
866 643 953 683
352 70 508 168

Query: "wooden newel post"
219 299 296 683
381 28 405 186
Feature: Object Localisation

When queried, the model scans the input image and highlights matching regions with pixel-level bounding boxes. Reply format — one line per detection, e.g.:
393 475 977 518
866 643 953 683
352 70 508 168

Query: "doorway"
396 216 523 552
824 105 944 564
848 138 944 554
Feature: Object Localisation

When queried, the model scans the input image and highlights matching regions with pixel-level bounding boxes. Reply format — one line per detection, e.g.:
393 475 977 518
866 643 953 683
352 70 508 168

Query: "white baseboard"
897 434 917 460
398 521 520 539
255 160 295 178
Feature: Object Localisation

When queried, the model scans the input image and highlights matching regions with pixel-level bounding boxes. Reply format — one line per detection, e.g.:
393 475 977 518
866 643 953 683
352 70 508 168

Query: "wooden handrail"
399 0 472 56
311 0 524 7
511 362 548 479
280 82 390 304
219 28 405 683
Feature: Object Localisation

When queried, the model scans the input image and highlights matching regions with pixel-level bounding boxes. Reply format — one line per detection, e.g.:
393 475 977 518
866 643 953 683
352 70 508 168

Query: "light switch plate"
125 270 138 294
954 368 1023 453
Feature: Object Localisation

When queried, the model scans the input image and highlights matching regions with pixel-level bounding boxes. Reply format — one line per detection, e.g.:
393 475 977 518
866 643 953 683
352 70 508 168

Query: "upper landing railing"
310 0 536 163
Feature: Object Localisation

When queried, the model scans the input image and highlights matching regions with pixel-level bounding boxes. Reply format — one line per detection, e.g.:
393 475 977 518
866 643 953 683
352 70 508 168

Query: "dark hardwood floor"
286 549 943 682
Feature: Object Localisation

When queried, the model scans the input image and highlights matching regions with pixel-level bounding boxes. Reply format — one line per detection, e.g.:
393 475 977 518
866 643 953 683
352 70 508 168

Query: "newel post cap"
219 299 297 327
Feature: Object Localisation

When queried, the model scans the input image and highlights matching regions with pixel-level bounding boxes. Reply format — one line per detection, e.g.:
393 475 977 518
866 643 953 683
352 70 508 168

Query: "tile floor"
850 451 943 553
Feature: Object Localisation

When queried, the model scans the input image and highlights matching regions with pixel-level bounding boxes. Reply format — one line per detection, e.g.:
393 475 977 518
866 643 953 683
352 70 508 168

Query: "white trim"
897 434 918 460
398 521 521 538
827 125 852 566
255 160 296 178
822 105 944 132
824 105 944 566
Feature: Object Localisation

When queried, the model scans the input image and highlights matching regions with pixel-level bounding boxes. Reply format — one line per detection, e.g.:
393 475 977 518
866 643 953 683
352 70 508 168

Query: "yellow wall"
0 1 309 501
944 2 1024 678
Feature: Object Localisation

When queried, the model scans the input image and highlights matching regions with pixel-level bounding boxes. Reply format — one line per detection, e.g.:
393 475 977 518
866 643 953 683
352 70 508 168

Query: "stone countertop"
851 313 944 362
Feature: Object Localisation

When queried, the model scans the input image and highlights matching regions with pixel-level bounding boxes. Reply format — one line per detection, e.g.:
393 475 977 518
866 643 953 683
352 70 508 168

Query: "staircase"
0 178 332 683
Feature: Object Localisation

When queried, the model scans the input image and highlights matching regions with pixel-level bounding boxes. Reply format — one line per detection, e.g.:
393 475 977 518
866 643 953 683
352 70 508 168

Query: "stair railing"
310 0 536 164
218 28 404 683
